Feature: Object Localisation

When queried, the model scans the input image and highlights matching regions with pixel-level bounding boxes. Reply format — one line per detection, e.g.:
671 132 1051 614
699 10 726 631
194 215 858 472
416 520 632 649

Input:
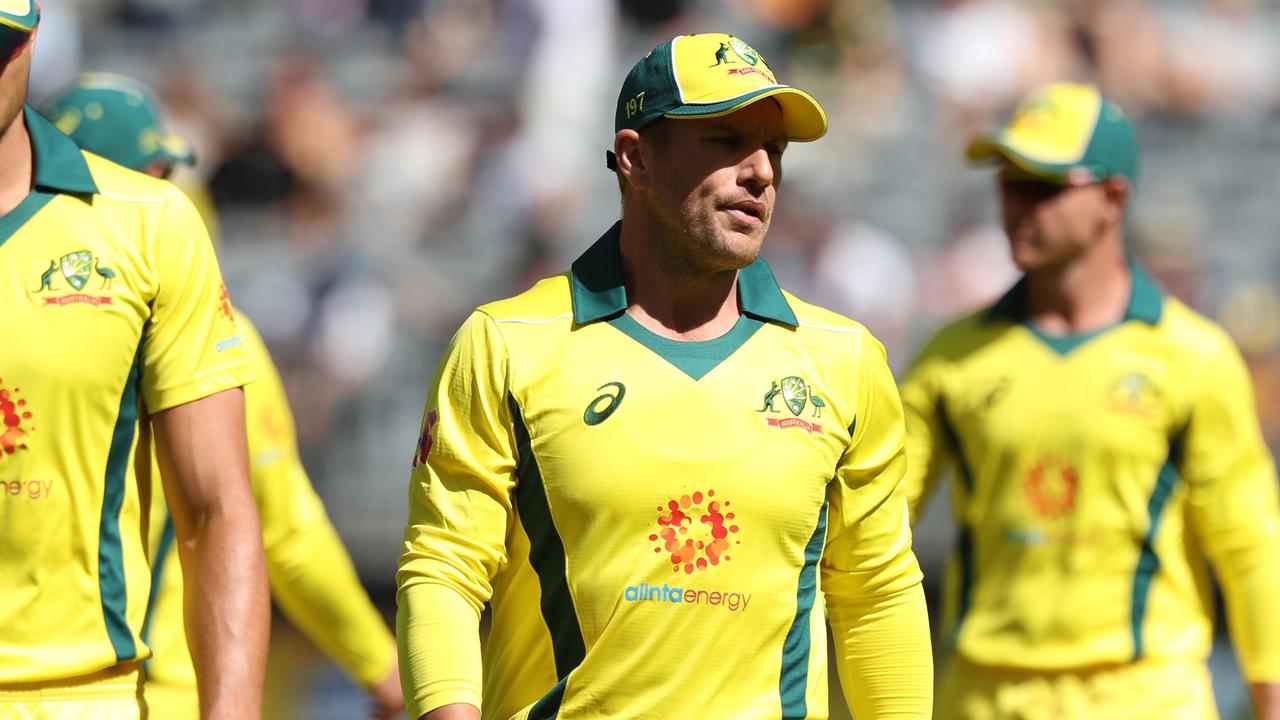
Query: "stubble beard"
650 195 765 281
0 56 30 144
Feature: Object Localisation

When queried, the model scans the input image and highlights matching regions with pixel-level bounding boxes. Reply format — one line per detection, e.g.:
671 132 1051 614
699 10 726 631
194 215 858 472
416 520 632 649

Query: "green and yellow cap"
614 33 827 143
42 73 195 172
966 82 1138 186
0 0 38 60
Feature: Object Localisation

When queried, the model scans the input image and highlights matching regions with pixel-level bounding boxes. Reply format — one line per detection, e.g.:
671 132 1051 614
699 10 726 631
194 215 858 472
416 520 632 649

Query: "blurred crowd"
30 0 1280 584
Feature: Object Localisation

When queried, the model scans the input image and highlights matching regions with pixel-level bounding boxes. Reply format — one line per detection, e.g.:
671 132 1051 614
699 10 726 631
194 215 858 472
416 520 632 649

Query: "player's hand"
368 655 406 720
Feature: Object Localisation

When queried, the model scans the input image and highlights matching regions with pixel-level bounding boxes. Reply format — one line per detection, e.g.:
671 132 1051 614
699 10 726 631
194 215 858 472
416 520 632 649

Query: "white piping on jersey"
95 190 166 205
797 322 863 335
493 313 574 325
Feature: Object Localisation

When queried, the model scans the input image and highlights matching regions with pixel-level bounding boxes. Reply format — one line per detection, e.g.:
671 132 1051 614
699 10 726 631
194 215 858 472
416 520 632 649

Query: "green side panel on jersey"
778 498 828 718
100 336 144 661
937 395 976 649
509 394 585 719
1132 427 1185 659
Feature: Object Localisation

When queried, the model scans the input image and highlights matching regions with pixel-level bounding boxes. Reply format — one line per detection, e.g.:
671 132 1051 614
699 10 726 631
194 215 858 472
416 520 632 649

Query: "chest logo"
649 489 741 574
1107 371 1162 418
757 375 826 433
583 382 625 426
32 250 116 307
1023 459 1079 519
0 378 34 455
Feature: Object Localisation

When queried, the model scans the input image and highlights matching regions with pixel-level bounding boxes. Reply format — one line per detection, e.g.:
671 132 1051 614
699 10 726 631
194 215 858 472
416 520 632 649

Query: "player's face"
0 32 32 138
644 100 787 275
998 172 1112 272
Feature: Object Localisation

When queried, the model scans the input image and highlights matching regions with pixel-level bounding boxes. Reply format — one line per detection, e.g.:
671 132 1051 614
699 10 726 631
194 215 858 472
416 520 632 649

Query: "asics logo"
583 382 625 426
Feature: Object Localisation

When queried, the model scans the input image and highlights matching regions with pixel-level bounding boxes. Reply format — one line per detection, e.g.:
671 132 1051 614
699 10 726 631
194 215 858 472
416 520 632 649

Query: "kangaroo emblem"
709 42 736 68
34 261 57 292
759 381 781 412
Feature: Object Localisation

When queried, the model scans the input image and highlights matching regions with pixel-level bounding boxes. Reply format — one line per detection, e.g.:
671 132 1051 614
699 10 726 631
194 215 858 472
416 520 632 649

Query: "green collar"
985 258 1164 326
569 222 799 327
25 104 98 196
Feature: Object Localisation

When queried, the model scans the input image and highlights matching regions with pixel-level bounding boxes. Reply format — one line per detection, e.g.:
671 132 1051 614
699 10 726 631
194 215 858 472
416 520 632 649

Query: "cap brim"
158 132 196 166
0 2 39 33
664 85 827 142
965 136 1078 185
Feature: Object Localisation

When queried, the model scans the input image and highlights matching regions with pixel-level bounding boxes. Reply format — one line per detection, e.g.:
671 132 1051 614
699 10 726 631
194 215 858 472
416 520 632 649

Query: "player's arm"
1182 334 1280 718
898 336 954 525
152 389 270 720
257 439 403 713
398 312 518 720
141 184 268 718
824 333 932 719
241 318 402 717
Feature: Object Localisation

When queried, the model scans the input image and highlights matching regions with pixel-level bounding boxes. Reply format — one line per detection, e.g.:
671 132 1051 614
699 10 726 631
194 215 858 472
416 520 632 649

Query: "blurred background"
30 0 1280 716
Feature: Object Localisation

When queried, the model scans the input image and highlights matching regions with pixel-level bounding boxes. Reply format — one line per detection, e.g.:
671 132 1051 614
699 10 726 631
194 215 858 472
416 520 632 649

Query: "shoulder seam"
491 312 574 325
797 321 862 335
94 190 166 204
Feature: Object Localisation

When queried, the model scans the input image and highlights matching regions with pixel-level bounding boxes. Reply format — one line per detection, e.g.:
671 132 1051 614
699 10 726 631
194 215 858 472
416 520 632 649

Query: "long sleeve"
899 339 954 526
237 311 395 687
824 333 933 718
1182 333 1280 682
257 462 396 687
396 311 518 719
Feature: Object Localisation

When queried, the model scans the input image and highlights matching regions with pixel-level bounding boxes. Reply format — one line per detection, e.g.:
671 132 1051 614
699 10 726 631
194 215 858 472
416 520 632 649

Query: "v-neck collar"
568 222 794 379
984 259 1164 356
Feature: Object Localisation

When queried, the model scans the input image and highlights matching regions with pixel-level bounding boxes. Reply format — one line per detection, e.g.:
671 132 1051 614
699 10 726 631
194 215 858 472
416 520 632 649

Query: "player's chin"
714 232 765 270
1007 236 1045 272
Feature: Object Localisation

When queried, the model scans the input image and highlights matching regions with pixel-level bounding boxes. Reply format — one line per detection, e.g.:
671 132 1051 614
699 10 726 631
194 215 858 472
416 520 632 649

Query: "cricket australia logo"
757 376 826 433
729 38 760 66
32 250 116 307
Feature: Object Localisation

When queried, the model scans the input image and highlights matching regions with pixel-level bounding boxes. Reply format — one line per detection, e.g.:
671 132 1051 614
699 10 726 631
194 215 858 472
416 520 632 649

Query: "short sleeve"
140 186 252 412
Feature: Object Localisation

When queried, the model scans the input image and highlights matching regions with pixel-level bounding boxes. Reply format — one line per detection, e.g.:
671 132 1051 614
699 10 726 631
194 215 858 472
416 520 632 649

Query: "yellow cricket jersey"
144 310 395 693
0 106 252 683
398 224 931 720
901 264 1280 680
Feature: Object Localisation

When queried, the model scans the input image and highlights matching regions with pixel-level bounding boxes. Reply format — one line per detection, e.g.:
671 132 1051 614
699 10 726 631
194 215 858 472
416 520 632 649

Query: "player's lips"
723 199 767 226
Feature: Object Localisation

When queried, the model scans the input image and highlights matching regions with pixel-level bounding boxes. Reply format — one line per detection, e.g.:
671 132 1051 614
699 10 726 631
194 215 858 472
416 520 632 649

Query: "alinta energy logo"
650 489 740 574
623 489 751 614
757 376 827 433
412 409 439 470
0 378 34 455
1023 458 1078 519
32 250 116 307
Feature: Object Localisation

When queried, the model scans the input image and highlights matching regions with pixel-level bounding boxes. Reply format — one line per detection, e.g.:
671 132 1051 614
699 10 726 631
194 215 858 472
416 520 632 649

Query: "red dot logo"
216 283 235 323
648 490 741 574
1024 460 1078 519
412 409 438 469
0 379 34 455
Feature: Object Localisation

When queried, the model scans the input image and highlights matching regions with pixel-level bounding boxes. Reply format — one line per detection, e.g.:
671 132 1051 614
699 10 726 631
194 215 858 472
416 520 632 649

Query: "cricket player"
901 82 1280 719
41 72 406 720
0 5 268 720
398 33 931 720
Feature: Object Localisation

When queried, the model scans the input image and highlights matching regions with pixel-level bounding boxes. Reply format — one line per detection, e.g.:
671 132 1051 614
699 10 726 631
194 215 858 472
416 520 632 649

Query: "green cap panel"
42 73 195 172
966 83 1138 187
613 33 826 143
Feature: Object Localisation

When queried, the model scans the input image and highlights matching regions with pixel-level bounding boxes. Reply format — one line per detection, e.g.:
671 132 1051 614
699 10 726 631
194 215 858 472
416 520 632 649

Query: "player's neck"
617 223 742 342
0 110 33 216
1023 239 1130 337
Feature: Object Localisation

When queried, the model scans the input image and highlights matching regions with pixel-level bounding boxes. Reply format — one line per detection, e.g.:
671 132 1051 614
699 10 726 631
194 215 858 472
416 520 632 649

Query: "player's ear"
1102 176 1130 222
614 129 649 191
